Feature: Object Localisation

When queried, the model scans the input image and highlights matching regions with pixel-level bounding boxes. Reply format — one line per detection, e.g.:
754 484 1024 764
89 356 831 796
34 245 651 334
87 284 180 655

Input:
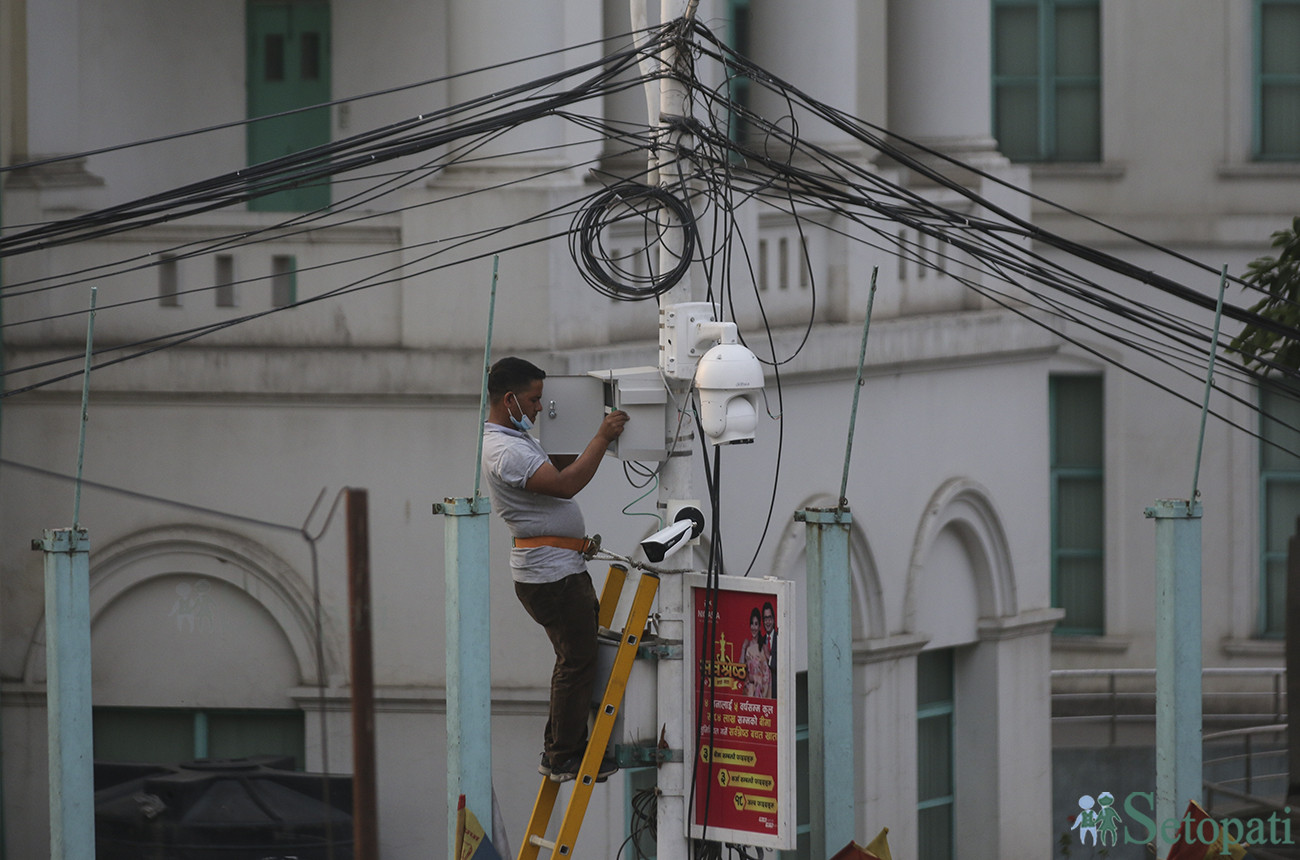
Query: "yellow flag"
865 827 893 860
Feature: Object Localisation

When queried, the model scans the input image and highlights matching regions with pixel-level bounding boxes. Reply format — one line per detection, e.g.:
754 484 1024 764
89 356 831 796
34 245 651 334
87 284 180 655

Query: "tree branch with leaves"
1229 216 1300 375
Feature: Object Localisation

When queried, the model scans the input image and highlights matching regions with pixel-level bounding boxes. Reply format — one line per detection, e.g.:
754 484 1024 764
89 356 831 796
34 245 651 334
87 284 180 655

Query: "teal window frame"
1254 0 1300 160
1050 374 1105 635
246 0 332 212
93 706 306 768
991 0 1102 163
1258 381 1300 637
917 650 954 860
778 671 810 860
727 0 753 146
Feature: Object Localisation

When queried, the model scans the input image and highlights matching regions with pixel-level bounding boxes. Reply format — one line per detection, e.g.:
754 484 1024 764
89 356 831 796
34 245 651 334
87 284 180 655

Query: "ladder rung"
529 835 557 852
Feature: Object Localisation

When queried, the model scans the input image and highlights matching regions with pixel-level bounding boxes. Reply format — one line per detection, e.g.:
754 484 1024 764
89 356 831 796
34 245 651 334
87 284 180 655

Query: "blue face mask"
508 394 533 432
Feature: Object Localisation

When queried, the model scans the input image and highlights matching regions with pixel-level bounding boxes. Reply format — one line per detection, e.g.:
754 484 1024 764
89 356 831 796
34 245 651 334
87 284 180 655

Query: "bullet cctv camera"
640 505 705 563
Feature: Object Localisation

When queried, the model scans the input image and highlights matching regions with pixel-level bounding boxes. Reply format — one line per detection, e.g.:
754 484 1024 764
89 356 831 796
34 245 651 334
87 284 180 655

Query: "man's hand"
525 410 629 499
599 409 629 442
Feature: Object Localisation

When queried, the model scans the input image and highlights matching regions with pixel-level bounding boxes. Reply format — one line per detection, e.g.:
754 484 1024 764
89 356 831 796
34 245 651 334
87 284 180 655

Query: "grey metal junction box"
537 367 668 462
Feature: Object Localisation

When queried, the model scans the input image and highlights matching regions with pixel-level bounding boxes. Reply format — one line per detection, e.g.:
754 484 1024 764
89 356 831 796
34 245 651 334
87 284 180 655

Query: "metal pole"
796 507 855 860
73 287 97 529
1145 498 1203 857
839 268 878 507
1190 266 1227 504
472 257 499 510
440 495 493 859
443 252 499 855
36 527 95 860
654 4 700 858
347 489 379 860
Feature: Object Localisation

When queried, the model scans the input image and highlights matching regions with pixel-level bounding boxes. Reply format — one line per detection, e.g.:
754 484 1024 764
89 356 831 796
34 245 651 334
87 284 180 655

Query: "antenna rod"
472 256 499 509
840 267 879 509
1190 265 1227 506
72 286 98 529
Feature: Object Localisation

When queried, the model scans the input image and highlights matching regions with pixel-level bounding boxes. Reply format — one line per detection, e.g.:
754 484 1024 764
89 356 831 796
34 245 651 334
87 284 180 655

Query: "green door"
247 0 331 212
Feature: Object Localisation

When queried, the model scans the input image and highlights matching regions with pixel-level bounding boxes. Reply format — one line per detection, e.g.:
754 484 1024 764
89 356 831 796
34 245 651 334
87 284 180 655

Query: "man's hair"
488 356 546 400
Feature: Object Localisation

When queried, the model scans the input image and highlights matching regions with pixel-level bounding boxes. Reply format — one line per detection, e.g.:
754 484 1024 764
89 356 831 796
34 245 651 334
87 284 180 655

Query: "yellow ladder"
517 563 659 860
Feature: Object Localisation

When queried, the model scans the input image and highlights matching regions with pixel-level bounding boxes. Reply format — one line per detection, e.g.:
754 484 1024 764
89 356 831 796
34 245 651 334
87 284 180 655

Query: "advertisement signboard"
683 574 795 850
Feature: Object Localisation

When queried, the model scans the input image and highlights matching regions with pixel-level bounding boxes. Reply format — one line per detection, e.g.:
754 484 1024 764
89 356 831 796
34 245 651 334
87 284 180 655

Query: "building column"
886 0 998 161
748 0 884 156
955 610 1061 860
10 0 103 202
403 0 608 351
445 0 601 165
854 634 928 860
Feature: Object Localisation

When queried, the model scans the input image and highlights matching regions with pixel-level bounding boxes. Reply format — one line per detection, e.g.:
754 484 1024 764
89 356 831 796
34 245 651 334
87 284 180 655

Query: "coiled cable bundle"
570 181 697 301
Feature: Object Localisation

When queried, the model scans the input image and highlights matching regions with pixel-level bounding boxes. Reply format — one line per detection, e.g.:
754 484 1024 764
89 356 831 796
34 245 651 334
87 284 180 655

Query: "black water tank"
94 756 354 860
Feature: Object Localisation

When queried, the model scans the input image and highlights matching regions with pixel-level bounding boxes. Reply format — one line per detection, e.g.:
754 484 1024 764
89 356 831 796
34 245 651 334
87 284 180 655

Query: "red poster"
687 577 792 849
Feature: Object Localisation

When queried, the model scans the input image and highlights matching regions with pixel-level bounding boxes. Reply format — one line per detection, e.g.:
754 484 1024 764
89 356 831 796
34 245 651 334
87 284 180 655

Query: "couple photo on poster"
740 602 778 700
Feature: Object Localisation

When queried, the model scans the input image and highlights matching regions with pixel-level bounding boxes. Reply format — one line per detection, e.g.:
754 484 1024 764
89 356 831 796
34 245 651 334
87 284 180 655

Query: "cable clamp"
636 637 683 661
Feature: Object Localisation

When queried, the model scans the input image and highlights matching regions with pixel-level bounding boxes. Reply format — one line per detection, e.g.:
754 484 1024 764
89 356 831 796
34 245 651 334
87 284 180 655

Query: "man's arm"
526 410 627 499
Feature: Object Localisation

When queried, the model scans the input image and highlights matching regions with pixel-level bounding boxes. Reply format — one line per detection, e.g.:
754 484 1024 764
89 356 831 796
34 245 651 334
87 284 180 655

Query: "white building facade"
1 1 1296 859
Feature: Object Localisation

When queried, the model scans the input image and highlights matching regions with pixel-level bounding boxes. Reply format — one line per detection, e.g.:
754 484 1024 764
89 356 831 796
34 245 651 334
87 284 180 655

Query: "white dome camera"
695 342 765 445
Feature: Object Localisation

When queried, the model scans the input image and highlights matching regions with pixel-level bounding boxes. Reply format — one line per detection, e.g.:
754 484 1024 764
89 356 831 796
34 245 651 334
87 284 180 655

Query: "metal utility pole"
347 488 379 860
37 527 94 860
797 272 875 860
653 4 700 859
440 492 493 859
440 259 497 858
796 508 854 860
1146 498 1203 853
1146 268 1223 856
39 287 99 860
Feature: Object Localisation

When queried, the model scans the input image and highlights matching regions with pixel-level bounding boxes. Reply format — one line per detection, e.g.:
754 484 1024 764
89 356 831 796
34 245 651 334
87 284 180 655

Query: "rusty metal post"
347 488 379 860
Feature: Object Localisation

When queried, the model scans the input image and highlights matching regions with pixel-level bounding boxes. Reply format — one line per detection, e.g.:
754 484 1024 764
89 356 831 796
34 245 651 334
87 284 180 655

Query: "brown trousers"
514 571 600 763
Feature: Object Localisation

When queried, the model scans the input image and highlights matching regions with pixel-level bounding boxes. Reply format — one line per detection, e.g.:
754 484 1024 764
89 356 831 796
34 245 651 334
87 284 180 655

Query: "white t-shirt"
481 422 587 584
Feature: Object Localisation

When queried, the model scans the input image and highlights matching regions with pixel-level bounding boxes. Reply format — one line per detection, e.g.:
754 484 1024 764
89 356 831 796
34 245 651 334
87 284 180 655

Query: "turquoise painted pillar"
796 506 855 860
36 527 95 860
1145 498 1202 855
439 496 492 859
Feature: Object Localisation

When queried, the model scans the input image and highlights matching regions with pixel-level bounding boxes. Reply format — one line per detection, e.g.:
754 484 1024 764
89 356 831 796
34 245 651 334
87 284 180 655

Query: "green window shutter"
727 0 753 147
1050 375 1105 635
1259 381 1300 636
992 0 1101 163
247 0 332 212
1257 1 1300 160
916 650 954 860
94 708 195 764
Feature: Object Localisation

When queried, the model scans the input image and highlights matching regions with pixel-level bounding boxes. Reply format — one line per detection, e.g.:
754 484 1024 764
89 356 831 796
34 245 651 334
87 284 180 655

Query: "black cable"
571 180 698 301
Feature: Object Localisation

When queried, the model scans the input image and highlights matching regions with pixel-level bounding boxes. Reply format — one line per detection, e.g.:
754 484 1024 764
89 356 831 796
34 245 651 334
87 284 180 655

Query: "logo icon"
1072 791 1122 847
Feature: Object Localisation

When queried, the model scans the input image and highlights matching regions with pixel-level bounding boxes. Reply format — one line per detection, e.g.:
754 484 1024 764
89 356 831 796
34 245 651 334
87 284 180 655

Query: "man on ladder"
481 356 629 783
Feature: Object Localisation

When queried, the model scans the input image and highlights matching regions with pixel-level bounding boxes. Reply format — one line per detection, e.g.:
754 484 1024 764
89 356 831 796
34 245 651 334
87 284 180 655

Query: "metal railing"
1052 667 1287 746
1203 724 1289 804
